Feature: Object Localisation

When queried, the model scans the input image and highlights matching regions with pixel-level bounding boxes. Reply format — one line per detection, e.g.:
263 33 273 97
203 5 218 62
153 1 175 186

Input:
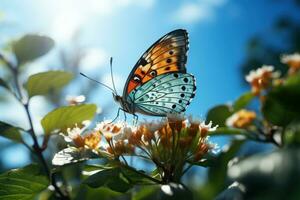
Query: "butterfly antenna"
110 57 118 95
80 72 116 94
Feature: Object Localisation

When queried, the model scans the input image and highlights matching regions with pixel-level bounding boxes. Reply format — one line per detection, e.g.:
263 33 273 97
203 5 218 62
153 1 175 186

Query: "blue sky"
0 0 298 168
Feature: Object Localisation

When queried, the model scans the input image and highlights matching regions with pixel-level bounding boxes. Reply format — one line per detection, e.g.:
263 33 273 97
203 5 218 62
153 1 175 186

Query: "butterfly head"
113 93 122 103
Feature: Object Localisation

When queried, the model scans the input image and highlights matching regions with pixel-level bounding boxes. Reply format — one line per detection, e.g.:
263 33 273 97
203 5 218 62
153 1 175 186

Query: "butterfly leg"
110 107 121 123
122 109 127 122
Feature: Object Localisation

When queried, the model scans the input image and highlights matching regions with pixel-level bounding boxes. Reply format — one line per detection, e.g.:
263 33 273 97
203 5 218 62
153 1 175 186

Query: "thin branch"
1 54 69 199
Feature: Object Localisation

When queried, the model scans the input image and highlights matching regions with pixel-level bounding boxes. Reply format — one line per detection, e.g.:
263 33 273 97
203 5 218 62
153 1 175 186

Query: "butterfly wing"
127 73 196 116
123 29 189 98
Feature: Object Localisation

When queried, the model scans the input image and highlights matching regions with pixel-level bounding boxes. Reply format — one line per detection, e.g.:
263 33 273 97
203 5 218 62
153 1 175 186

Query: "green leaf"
75 186 125 200
133 184 193 200
227 148 300 199
83 168 117 188
52 147 99 166
283 121 300 147
0 164 49 200
41 104 97 135
262 73 300 126
198 139 245 200
0 121 23 143
206 105 233 127
233 92 254 112
12 34 54 65
26 71 73 98
84 168 132 193
132 185 160 200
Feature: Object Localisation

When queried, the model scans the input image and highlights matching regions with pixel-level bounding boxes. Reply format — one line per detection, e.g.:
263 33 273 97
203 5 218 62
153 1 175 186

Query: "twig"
1 54 69 199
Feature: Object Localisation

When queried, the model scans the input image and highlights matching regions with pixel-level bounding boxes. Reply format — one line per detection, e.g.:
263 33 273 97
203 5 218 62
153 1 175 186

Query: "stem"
23 93 69 200
1 55 69 199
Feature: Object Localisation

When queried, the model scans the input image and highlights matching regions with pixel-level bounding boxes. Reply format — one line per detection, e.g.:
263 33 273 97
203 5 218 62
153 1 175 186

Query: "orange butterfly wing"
123 29 189 96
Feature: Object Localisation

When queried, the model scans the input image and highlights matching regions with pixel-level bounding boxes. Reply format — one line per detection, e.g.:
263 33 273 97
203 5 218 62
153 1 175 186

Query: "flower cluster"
65 126 101 149
63 115 218 183
226 109 256 129
281 53 300 74
245 65 279 96
95 115 217 182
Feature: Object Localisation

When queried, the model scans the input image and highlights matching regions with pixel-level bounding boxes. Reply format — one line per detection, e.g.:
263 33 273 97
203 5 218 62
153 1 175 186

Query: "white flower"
245 65 276 83
226 114 238 127
66 95 86 105
200 121 218 132
60 126 84 142
95 120 124 141
281 53 300 64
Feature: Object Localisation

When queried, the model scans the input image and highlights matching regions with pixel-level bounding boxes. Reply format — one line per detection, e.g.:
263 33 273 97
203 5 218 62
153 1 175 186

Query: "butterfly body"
114 29 196 117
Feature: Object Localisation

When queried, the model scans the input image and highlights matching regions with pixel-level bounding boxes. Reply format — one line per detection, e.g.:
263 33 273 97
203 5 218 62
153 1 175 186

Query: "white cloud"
173 0 227 24
80 48 109 72
41 0 156 42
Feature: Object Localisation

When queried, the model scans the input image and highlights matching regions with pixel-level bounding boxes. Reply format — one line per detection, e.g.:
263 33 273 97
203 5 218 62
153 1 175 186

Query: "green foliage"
25 70 74 98
0 121 24 143
0 164 49 200
198 139 245 200
283 121 300 146
262 73 300 126
84 167 132 193
75 186 127 200
233 92 254 112
227 148 300 200
133 184 193 200
12 34 54 65
41 104 97 135
206 105 233 127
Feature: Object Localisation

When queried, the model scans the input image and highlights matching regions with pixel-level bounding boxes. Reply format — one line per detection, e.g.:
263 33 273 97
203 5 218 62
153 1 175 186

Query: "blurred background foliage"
0 0 300 199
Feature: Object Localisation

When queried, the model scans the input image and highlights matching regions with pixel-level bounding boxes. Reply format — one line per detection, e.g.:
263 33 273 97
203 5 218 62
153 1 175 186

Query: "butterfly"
112 29 196 119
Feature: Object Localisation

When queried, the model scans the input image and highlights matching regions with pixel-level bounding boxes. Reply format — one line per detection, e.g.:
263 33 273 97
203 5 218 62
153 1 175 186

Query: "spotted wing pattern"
127 73 196 116
124 29 189 96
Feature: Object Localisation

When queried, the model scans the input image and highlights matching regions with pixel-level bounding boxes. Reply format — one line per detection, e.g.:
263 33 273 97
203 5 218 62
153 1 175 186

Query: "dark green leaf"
283 121 300 147
206 105 233 127
133 184 193 200
233 92 254 111
26 71 73 98
52 147 99 166
198 139 245 200
0 164 49 200
84 168 132 193
121 166 155 185
227 148 300 199
41 104 97 135
0 121 23 143
262 73 300 126
75 185 125 200
132 185 160 200
12 34 54 65
84 168 117 188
